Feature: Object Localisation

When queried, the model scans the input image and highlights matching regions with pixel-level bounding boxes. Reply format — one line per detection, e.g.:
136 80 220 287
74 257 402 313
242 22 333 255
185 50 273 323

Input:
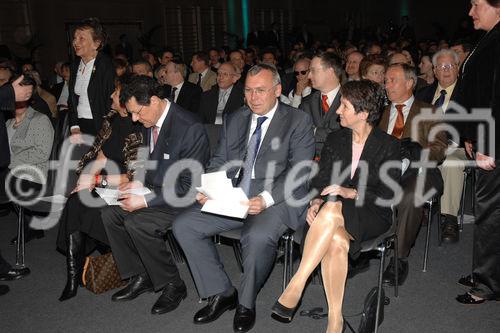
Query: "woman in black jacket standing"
455 0 500 304
68 17 114 142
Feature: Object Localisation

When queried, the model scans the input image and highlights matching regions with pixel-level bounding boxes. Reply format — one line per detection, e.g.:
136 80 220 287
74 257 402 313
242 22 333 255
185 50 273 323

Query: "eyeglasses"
244 85 277 96
434 63 457 71
294 70 309 76
217 71 236 78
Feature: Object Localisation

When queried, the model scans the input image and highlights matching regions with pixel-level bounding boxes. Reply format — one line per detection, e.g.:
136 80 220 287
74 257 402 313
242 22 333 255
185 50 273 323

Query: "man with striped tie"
379 63 448 286
173 63 315 333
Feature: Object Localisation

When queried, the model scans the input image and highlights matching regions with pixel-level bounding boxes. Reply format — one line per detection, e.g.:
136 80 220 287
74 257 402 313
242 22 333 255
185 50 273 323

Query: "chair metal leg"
288 235 294 284
437 203 442 247
375 246 386 333
282 234 290 292
422 201 433 272
214 234 221 244
15 205 27 268
232 241 244 272
393 235 399 297
458 169 468 232
166 231 184 264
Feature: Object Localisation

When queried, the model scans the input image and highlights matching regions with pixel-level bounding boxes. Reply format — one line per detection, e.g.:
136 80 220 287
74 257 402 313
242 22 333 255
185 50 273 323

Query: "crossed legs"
278 201 351 333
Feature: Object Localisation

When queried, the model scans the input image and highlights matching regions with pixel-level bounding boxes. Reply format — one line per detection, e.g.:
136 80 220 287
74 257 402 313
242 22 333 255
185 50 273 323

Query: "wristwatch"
100 175 108 188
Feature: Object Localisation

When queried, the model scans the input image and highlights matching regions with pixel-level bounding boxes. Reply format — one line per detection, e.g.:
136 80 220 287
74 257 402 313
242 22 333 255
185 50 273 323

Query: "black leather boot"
59 232 85 301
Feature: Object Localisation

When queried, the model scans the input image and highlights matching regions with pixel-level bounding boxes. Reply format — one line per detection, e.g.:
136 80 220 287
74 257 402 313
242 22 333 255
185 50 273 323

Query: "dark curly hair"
339 80 386 126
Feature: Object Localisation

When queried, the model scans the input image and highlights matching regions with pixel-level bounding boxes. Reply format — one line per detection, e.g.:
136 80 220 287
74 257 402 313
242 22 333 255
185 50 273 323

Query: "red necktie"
152 126 159 148
391 104 405 139
321 94 329 113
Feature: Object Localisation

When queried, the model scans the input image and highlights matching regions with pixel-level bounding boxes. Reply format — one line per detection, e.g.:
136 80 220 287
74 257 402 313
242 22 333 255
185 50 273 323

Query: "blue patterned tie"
239 116 268 195
434 89 447 109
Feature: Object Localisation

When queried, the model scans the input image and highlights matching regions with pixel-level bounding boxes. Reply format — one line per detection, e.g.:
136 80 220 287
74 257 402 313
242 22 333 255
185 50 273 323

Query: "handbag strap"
82 256 91 286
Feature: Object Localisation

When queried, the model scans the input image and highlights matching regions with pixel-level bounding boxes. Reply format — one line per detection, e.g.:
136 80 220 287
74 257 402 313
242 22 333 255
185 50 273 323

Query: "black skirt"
56 190 109 254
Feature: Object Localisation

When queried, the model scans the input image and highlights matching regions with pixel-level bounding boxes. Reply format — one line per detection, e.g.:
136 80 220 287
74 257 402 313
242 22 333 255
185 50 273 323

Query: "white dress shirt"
150 99 171 153
322 85 341 109
73 58 96 121
172 82 184 103
387 95 415 134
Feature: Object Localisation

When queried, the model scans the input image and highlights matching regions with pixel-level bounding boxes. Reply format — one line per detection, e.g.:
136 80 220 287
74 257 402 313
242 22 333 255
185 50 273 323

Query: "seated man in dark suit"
163 60 202 113
198 62 244 124
101 76 210 315
173 63 315 333
416 49 466 243
299 52 344 158
379 63 447 286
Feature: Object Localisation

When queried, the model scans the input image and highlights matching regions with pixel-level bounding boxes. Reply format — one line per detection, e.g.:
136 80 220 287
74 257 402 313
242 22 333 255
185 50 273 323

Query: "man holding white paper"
173 64 315 332
100 76 210 315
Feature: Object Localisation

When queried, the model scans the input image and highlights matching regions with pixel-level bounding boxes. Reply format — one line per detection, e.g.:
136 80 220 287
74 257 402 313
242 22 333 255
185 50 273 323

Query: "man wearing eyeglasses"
173 63 315 332
416 49 465 244
286 57 312 108
100 75 210 315
197 62 244 124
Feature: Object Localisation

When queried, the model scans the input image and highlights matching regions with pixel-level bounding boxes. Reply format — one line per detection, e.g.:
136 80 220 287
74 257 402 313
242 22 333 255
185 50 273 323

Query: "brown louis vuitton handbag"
82 253 126 294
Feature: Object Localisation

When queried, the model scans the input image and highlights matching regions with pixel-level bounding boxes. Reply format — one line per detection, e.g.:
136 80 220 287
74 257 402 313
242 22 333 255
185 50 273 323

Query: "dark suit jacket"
207 102 315 230
456 22 500 155
165 81 202 114
143 102 210 208
198 83 244 124
415 81 459 106
50 81 65 101
0 111 9 169
312 127 401 254
299 89 341 157
378 99 448 163
68 52 115 133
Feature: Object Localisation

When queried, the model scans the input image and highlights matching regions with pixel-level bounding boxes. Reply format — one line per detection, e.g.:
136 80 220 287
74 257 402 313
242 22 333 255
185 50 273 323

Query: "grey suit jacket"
299 89 341 157
188 69 217 92
6 107 54 184
207 102 315 230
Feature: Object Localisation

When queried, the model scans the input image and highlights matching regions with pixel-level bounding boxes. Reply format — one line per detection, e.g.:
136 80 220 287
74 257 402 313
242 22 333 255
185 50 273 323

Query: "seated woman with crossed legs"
272 80 401 333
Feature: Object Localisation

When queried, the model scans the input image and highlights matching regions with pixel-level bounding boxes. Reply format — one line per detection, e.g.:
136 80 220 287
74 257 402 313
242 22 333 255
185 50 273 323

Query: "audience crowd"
0 1 499 332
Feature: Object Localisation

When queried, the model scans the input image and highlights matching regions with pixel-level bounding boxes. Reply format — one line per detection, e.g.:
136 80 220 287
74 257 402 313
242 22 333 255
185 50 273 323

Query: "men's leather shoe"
441 215 459 243
11 229 45 245
151 281 187 315
194 288 238 324
382 258 408 286
0 284 10 296
233 304 256 332
0 267 31 281
111 273 153 302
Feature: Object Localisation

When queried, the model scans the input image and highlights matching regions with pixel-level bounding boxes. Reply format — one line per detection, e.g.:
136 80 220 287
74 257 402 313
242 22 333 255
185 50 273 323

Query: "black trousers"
101 205 182 291
471 163 500 299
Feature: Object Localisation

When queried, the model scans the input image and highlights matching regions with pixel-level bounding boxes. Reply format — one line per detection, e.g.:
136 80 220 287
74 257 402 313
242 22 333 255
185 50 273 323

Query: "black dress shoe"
11 229 45 245
382 258 408 286
111 273 153 302
233 305 256 332
0 267 31 281
271 300 299 323
458 275 477 288
441 216 459 243
151 281 187 315
0 284 10 296
194 289 238 324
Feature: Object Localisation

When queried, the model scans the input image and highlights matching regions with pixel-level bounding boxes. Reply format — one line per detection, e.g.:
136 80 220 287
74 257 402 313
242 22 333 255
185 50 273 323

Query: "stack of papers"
196 171 249 219
95 187 151 206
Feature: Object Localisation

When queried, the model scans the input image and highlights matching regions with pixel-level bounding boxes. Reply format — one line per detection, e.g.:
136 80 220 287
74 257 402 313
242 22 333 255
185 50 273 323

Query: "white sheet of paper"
196 172 249 219
94 187 152 206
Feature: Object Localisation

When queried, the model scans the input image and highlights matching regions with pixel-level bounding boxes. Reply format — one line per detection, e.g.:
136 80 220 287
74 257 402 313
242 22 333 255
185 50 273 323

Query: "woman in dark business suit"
455 0 500 304
272 80 401 333
68 17 114 142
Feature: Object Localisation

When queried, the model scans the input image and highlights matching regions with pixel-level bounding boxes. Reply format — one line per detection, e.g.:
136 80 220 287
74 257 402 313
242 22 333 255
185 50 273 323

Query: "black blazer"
165 81 202 114
50 81 65 101
142 102 210 208
312 127 401 253
198 83 244 124
456 22 500 155
68 52 115 133
0 111 9 169
299 89 341 157
415 81 459 106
